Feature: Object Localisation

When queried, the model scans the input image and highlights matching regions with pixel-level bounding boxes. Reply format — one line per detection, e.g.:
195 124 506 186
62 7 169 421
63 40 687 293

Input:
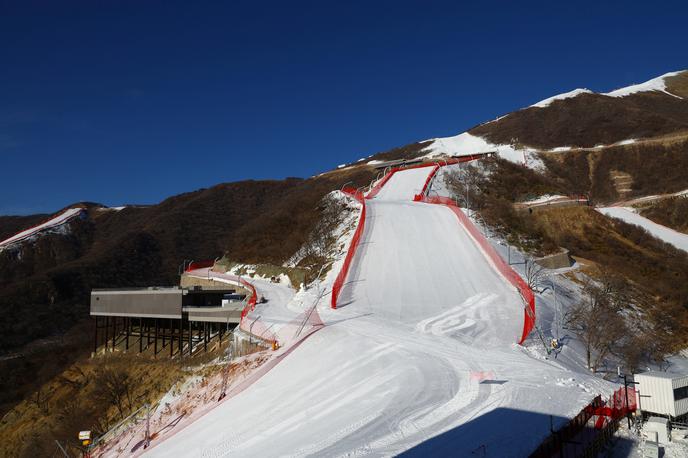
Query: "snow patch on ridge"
0 207 84 252
421 131 542 168
530 88 592 108
604 71 684 98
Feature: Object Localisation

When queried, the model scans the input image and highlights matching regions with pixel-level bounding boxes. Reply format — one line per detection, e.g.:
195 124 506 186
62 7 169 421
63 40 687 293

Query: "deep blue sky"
1 0 686 215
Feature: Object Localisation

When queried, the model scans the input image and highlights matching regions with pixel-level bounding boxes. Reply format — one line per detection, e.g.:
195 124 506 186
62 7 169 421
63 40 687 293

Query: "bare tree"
445 164 484 211
566 274 628 371
93 366 133 420
295 194 347 274
524 258 545 291
33 386 50 415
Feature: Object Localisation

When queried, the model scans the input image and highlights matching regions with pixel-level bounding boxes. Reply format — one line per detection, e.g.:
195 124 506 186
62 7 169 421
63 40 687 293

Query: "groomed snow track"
144 162 608 457
0 207 84 251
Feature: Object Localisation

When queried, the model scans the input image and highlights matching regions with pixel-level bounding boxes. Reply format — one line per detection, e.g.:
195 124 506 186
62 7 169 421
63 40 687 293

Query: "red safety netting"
185 260 216 272
608 386 637 419
366 171 398 199
366 154 490 200
413 164 441 201
331 189 366 309
239 278 258 319
419 195 536 344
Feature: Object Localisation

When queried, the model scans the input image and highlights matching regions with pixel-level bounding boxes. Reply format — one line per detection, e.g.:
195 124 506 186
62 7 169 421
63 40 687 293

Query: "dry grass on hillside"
470 86 688 149
541 138 688 204
0 332 253 458
666 71 688 98
639 197 688 234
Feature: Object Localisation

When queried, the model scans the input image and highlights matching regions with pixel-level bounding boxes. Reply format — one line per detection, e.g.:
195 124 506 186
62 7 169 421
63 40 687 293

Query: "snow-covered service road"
598 206 688 253
147 165 609 457
185 268 302 342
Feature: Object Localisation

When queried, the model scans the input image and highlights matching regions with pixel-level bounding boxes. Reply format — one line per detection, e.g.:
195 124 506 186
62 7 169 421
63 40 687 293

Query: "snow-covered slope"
391 70 687 168
420 132 532 166
0 207 84 251
530 88 592 108
528 71 684 107
146 165 610 457
598 206 688 253
604 71 684 98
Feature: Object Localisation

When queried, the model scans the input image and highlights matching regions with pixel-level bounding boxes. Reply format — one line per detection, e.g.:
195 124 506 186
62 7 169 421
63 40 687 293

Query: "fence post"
144 403 151 448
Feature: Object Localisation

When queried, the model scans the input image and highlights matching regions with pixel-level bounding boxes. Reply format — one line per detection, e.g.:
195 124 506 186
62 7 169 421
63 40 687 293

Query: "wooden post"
93 317 98 354
188 320 193 356
170 319 174 357
113 317 118 351
204 322 208 352
104 316 109 353
179 319 183 356
154 318 159 357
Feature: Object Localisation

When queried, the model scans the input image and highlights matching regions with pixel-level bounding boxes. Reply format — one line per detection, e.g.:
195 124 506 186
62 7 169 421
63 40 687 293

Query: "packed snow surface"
523 194 568 205
0 207 83 250
604 71 684 98
372 166 435 201
530 88 592 108
422 131 532 165
598 207 688 253
148 166 610 457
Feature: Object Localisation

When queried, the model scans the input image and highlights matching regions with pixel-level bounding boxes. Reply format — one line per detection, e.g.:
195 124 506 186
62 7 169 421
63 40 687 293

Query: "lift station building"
634 371 688 419
90 284 247 357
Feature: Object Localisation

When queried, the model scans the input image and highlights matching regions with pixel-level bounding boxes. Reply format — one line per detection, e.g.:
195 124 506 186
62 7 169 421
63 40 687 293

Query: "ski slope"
340 199 522 346
598 206 688 253
0 207 84 251
145 165 609 457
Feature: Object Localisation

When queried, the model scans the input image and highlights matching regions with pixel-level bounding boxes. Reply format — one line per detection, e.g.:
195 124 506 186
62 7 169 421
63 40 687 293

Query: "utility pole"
249 316 261 345
54 440 69 458
618 367 637 429
144 404 151 449
218 336 234 401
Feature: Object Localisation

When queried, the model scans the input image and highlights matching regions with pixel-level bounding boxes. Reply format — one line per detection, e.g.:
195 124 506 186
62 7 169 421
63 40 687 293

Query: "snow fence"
420 195 536 344
331 188 366 309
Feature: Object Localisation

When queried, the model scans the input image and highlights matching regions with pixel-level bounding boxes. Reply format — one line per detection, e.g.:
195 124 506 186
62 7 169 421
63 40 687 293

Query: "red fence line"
418 195 536 344
331 152 494 312
331 189 366 309
414 164 441 201
366 154 489 200
185 260 216 272
530 387 637 457
366 170 398 199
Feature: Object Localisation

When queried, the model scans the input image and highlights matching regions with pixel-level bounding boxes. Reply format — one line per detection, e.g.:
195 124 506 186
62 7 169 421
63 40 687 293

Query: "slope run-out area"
148 166 607 457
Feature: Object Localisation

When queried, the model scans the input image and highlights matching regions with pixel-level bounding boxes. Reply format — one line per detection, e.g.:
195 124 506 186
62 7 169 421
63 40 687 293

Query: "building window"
674 386 688 401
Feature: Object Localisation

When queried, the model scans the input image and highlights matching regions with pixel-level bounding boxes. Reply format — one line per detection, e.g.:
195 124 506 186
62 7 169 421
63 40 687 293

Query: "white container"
644 417 669 444
634 371 688 418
